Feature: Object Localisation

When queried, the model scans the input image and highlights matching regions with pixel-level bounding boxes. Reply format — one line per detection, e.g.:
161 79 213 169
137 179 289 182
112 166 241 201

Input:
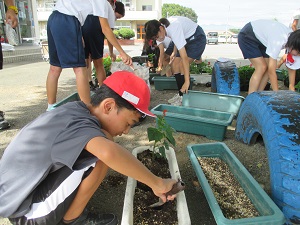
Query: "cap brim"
137 108 156 117
286 55 300 70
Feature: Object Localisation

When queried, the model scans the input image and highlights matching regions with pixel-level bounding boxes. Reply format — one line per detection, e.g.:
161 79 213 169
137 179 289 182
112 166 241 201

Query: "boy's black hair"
145 20 161 40
286 29 300 51
159 18 170 27
91 84 138 113
115 1 125 17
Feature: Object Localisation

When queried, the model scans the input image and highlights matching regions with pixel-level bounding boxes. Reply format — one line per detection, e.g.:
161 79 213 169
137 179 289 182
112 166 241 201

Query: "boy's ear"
103 98 116 114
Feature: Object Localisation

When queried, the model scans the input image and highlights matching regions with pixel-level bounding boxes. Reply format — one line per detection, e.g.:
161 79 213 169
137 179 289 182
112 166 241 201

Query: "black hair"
286 29 300 52
145 20 161 40
115 1 125 17
91 84 138 113
159 18 170 27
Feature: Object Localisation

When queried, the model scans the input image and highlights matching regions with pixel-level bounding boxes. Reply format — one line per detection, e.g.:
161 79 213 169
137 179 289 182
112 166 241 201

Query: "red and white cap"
103 71 155 117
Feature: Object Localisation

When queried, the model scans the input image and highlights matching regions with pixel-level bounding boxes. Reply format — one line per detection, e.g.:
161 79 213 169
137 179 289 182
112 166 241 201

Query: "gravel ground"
0 60 288 224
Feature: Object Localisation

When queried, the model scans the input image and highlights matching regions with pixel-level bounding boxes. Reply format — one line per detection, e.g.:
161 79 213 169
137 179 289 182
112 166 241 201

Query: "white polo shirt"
251 19 292 60
54 0 108 26
166 16 198 50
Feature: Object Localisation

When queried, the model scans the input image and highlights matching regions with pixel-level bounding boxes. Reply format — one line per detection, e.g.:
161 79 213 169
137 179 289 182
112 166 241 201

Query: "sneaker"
59 209 118 225
171 96 182 106
0 120 10 130
0 111 10 130
168 93 181 104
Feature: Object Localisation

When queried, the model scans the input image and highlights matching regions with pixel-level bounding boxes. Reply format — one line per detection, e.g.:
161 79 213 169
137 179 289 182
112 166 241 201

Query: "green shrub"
237 65 254 84
116 28 135 39
190 61 212 74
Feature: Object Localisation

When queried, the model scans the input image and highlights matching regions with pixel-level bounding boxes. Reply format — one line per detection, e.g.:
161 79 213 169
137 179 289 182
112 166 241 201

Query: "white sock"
47 103 55 111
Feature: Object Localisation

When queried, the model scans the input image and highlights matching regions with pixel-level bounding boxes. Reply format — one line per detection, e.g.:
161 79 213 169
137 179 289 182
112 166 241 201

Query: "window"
142 5 152 11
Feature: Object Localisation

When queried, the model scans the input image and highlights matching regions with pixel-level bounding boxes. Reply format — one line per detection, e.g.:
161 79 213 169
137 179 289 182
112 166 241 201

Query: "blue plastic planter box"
187 142 286 225
182 91 244 117
152 76 195 91
151 104 234 141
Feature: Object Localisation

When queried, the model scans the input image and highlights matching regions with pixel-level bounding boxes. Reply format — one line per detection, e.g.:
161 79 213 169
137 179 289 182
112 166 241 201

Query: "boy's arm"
157 43 165 72
85 136 177 202
99 17 131 65
107 40 116 62
178 47 191 93
4 0 18 28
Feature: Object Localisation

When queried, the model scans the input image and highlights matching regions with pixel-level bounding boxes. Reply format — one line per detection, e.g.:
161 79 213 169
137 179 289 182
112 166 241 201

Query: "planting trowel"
149 179 185 209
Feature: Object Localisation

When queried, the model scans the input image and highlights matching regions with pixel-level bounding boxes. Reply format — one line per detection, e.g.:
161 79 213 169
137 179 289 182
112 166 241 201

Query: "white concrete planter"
191 73 212 84
121 146 191 225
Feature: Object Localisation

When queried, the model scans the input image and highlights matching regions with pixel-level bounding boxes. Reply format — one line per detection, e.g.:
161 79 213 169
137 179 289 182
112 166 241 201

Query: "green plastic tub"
50 92 80 110
152 76 195 91
151 104 234 141
182 91 244 117
187 142 286 225
149 73 162 84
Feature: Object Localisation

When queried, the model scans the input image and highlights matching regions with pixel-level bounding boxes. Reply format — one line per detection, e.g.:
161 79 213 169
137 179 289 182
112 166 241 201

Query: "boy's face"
102 107 141 137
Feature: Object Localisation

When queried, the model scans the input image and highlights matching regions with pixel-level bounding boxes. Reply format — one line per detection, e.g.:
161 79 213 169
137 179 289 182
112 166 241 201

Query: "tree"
162 4 198 23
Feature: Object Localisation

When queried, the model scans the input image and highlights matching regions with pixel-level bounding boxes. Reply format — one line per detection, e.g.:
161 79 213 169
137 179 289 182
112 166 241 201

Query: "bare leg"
46 65 62 104
63 161 109 220
93 58 106 86
258 58 270 91
73 67 91 105
288 67 296 91
248 57 268 94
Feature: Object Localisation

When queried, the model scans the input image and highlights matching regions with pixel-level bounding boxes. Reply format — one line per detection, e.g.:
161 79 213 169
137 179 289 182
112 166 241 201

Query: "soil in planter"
133 149 178 225
198 157 260 220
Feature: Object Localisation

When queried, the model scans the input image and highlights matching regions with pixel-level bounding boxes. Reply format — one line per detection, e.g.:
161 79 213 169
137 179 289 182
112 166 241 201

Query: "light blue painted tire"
235 91 300 224
211 61 240 95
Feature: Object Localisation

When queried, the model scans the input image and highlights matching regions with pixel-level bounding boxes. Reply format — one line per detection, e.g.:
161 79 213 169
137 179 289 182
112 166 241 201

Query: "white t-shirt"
251 19 292 59
54 0 108 26
166 16 198 50
156 36 172 49
107 1 115 28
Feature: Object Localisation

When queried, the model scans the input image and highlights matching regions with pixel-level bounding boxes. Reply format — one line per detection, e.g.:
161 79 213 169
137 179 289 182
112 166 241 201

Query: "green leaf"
159 146 166 158
166 129 176 146
147 127 164 142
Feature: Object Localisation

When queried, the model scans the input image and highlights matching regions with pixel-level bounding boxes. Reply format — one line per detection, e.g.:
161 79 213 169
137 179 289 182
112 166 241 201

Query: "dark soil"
133 149 178 225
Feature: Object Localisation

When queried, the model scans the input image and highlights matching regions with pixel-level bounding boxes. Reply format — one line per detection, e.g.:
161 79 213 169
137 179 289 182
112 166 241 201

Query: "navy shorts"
165 41 174 56
47 11 86 68
238 22 269 59
82 15 105 60
177 26 206 60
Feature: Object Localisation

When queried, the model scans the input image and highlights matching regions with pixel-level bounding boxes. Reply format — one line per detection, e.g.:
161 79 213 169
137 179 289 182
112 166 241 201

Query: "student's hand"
180 81 190 94
152 178 178 202
6 9 18 28
156 66 162 74
120 52 132 66
110 53 117 62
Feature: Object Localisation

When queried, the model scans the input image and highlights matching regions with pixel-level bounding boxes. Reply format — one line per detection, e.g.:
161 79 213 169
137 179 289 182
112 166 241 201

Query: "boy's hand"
6 10 18 28
152 178 177 202
180 80 190 94
120 52 132 66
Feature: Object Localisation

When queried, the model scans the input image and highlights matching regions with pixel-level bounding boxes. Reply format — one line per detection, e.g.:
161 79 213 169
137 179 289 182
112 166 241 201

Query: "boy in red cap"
0 71 177 225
